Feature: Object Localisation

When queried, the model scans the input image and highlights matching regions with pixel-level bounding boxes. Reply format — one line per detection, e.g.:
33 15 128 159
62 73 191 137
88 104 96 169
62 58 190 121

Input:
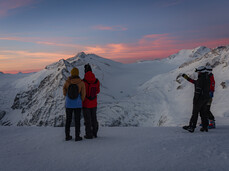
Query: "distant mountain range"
0 46 229 126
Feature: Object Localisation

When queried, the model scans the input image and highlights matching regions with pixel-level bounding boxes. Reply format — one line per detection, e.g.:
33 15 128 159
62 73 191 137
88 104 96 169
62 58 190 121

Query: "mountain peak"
216 45 227 49
65 52 88 63
45 59 71 70
191 46 211 58
76 52 86 58
193 46 208 51
166 46 211 66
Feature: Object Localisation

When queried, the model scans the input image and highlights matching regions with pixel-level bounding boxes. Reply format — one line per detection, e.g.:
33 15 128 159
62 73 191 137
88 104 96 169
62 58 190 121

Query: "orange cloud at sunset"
1 33 229 73
84 34 180 62
0 50 72 74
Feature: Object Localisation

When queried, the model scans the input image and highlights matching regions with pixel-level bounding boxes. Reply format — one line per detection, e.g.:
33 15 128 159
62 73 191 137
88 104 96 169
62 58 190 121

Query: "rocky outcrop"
0 111 6 120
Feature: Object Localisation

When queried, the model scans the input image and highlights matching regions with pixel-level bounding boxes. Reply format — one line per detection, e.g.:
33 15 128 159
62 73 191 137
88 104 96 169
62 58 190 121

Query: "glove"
209 91 214 98
182 74 188 80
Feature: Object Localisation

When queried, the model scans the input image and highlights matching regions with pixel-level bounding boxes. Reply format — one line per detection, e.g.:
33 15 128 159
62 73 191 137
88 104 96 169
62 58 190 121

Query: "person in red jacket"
83 64 100 139
182 66 210 132
205 66 216 128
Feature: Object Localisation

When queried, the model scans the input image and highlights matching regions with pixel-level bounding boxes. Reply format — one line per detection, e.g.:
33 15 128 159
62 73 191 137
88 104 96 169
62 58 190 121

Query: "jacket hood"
67 76 82 84
198 72 207 78
84 71 96 83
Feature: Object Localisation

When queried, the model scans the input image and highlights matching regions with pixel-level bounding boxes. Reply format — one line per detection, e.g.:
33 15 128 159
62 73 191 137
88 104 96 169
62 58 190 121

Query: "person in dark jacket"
205 66 216 128
63 67 86 141
83 64 100 139
182 66 211 133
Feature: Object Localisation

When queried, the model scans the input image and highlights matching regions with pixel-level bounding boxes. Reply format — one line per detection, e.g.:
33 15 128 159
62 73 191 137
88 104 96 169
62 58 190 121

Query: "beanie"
205 66 213 73
84 63 92 73
195 66 205 73
71 68 79 77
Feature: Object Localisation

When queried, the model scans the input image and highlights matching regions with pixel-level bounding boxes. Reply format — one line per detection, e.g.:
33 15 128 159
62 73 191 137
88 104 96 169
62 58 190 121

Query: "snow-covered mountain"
134 45 229 126
166 46 211 65
0 46 229 126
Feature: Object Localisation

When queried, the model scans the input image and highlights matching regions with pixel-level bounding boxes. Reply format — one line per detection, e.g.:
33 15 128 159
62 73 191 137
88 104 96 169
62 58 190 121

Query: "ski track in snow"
0 126 228 171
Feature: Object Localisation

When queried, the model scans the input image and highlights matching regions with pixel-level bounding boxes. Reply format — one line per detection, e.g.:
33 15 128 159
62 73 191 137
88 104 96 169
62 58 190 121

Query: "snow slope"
0 126 228 171
133 45 229 126
0 72 33 123
0 46 229 127
166 46 211 65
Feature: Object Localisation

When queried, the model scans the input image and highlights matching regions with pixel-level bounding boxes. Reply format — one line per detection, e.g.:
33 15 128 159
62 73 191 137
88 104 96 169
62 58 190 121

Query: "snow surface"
0 126 228 171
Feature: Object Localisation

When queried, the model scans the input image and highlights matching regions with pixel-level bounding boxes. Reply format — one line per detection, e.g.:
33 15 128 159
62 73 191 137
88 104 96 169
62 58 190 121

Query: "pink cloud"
83 34 179 61
84 34 229 63
93 25 128 31
0 0 36 17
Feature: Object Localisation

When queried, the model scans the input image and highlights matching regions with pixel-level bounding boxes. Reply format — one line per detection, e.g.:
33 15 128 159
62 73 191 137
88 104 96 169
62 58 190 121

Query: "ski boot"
75 136 83 141
208 120 216 129
183 125 195 133
93 133 97 138
65 135 73 141
200 127 208 132
84 135 93 139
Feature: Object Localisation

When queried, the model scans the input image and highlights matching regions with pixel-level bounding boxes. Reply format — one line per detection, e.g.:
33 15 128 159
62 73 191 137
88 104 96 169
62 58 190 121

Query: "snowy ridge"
166 46 211 65
0 46 229 126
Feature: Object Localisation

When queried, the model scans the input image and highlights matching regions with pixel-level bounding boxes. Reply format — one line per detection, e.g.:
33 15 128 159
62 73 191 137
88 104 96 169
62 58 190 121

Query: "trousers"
83 107 98 137
65 108 81 137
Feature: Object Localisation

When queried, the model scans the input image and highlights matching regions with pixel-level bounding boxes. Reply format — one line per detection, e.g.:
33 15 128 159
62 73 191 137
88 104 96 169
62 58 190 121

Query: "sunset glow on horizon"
1 0 229 73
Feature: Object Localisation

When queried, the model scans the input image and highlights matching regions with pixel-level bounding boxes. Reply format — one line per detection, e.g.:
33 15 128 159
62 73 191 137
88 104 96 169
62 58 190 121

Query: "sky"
1 0 229 73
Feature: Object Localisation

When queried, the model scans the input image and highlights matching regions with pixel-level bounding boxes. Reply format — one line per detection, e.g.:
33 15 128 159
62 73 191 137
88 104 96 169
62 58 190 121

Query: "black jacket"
193 72 211 104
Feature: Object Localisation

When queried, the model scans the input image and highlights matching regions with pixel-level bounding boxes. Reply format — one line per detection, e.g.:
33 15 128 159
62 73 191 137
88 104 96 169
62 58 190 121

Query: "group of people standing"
63 64 100 141
182 66 215 133
62 62 215 138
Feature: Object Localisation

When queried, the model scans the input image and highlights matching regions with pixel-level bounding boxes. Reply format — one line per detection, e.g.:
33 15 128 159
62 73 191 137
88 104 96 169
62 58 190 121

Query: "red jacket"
187 73 215 92
83 71 100 108
209 73 215 92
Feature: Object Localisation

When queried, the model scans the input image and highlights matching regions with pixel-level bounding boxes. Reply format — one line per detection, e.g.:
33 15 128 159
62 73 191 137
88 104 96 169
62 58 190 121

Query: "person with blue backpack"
63 67 86 141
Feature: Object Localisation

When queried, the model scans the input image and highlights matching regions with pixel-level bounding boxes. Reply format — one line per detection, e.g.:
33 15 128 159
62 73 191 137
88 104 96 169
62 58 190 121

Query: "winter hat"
195 66 205 73
84 63 92 73
71 67 79 77
205 66 213 73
